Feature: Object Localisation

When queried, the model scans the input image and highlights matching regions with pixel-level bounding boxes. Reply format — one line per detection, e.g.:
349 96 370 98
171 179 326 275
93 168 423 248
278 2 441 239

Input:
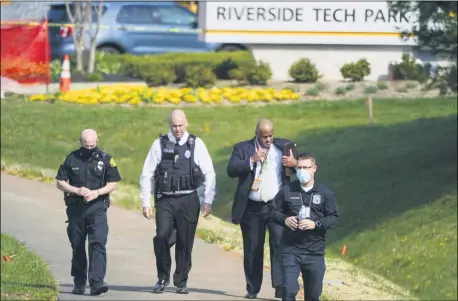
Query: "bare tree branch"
92 1 104 43
65 2 75 24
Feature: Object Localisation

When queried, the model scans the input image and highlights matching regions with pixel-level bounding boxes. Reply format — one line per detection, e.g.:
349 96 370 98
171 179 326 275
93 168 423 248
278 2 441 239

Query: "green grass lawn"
1 96 457 300
1 233 58 300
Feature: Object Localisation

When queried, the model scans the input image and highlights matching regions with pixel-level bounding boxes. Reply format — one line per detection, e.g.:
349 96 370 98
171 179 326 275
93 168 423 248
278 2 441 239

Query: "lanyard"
299 192 313 207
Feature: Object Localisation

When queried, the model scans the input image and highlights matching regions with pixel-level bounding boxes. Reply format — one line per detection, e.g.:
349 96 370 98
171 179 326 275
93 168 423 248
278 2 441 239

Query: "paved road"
1 174 277 300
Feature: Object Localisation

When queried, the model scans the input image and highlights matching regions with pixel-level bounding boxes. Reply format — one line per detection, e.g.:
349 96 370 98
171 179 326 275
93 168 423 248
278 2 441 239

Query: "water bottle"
298 205 308 222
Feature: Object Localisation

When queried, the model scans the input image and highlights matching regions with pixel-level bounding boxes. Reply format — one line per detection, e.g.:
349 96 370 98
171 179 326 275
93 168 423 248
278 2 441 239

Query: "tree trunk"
86 44 97 74
85 1 104 74
66 2 85 73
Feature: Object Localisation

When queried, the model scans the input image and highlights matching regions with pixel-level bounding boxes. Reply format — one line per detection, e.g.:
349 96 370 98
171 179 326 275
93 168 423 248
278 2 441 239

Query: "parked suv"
47 1 246 59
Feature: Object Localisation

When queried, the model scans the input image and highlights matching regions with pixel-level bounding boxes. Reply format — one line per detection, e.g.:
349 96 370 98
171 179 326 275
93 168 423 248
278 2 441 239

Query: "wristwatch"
315 220 322 228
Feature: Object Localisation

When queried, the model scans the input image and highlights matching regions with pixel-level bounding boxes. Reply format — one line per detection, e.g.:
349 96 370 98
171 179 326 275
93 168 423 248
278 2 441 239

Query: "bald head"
80 129 98 149
255 119 274 149
169 109 188 139
256 119 274 134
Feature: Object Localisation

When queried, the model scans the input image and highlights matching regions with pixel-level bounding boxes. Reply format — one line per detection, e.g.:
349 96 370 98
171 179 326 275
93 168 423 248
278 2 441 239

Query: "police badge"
312 194 322 205
184 150 191 158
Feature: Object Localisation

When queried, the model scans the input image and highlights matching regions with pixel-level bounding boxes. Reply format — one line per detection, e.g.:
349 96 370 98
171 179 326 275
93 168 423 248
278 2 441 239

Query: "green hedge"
94 51 254 84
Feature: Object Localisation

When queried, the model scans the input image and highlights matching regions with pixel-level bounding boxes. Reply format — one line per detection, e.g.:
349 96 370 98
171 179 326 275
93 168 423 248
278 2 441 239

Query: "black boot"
72 278 86 294
90 280 108 295
152 279 170 293
71 285 85 295
176 284 189 294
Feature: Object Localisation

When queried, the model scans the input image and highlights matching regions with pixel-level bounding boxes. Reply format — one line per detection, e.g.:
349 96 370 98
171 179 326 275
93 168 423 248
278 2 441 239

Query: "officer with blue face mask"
270 152 340 301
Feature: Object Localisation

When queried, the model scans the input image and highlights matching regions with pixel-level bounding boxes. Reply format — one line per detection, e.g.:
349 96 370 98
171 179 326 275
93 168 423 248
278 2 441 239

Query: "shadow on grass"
213 114 458 246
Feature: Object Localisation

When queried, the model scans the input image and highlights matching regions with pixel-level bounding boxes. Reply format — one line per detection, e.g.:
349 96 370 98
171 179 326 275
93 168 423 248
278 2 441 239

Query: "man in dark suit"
227 119 298 299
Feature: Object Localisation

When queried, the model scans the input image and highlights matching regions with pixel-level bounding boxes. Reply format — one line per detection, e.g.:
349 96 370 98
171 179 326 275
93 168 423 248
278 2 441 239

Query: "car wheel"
97 46 121 54
217 45 245 52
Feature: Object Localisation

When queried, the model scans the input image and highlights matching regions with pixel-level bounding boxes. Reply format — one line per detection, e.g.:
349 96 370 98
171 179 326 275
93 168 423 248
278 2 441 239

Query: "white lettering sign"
199 2 417 46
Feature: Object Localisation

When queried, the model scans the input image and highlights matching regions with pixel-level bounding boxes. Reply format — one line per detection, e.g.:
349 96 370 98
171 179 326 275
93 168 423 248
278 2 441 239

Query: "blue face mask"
296 169 312 184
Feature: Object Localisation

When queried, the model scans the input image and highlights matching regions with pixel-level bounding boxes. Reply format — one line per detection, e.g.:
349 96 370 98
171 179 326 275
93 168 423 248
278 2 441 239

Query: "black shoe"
176 285 189 294
90 281 108 296
245 292 257 299
71 285 85 295
152 279 170 293
275 286 283 298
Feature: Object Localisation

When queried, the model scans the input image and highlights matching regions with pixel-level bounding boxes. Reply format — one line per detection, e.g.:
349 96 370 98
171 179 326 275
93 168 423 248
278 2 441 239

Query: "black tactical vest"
155 134 203 193
64 149 109 205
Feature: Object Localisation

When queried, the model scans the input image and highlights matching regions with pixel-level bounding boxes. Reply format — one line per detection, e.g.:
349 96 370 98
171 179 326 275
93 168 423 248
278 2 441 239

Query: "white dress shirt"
139 131 216 208
248 141 283 202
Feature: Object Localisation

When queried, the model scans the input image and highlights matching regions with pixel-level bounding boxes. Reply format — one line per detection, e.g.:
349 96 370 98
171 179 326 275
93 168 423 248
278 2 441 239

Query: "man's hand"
285 216 298 230
84 190 99 202
251 149 267 162
282 149 297 168
75 187 90 197
299 219 316 231
201 203 212 218
142 207 153 220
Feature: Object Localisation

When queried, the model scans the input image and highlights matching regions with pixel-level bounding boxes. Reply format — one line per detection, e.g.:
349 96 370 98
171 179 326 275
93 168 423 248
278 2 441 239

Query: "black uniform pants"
153 192 200 287
66 200 109 286
240 199 283 294
281 250 325 301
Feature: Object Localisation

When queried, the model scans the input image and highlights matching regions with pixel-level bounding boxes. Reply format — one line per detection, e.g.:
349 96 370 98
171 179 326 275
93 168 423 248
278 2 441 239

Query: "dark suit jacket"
226 137 298 225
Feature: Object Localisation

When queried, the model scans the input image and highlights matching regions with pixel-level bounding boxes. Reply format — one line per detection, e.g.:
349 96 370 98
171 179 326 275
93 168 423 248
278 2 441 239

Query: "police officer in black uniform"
56 129 122 296
139 109 216 294
271 153 339 301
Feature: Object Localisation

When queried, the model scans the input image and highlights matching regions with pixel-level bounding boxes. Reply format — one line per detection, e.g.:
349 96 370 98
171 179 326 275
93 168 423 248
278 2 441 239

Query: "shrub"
305 87 319 96
425 64 457 95
85 72 103 82
184 65 217 88
396 87 409 93
137 65 176 86
94 51 254 83
49 60 61 82
246 61 272 85
288 58 321 83
315 82 328 92
345 83 356 91
214 58 240 80
391 54 430 83
405 82 418 89
364 85 378 94
229 67 249 85
230 61 272 85
335 87 346 95
340 58 371 82
377 81 389 90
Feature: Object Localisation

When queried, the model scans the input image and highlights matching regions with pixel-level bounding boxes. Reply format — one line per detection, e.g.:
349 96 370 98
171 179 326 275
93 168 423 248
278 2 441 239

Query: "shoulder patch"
109 157 117 167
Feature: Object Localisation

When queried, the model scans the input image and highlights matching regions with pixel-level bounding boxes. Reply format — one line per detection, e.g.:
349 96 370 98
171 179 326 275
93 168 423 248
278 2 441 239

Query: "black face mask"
80 146 98 158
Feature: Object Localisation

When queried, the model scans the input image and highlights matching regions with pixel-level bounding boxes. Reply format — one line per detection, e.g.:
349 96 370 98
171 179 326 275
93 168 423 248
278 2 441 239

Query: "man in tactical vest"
139 109 216 294
55 129 122 296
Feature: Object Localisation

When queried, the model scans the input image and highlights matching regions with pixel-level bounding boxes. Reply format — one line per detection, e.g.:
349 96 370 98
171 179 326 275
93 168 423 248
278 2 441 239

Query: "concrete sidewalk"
1 174 277 300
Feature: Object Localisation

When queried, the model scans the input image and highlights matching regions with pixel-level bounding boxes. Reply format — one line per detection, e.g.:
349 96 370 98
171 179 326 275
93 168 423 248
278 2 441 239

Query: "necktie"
174 138 181 166
260 152 272 202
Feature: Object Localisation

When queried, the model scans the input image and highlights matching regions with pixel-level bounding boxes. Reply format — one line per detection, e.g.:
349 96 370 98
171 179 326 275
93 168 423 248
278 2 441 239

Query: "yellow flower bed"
28 85 301 105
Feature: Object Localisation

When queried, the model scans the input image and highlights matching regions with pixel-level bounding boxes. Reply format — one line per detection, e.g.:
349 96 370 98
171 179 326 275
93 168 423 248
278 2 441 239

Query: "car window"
116 5 154 24
153 5 196 26
48 6 69 23
48 4 106 23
